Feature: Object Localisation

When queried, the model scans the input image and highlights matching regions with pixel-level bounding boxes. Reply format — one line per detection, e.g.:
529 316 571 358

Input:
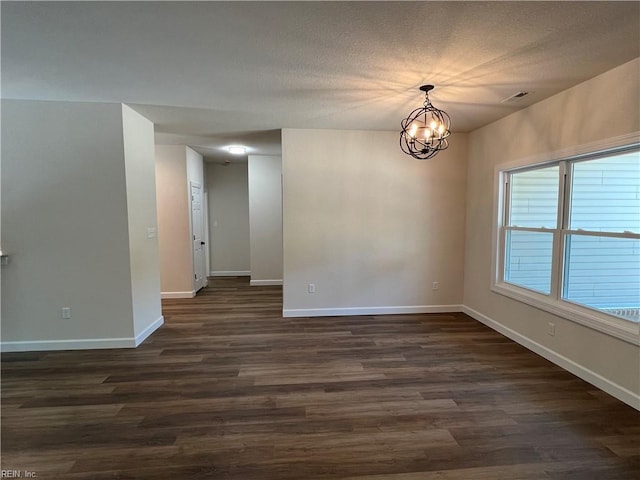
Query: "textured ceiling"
2 1 639 162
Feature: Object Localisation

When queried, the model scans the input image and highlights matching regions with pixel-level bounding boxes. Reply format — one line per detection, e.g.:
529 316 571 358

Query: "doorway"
190 182 207 292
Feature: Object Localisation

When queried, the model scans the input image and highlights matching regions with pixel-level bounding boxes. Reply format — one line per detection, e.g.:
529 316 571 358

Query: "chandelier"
399 85 451 160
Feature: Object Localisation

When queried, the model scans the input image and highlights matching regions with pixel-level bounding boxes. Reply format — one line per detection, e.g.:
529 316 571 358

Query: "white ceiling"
2 1 639 163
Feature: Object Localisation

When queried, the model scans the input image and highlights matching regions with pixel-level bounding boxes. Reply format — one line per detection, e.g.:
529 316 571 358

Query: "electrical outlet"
432 281 440 290
61 307 72 319
308 283 316 294
547 322 555 336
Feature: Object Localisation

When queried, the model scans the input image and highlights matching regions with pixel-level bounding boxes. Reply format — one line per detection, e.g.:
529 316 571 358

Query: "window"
504 165 559 295
495 145 640 342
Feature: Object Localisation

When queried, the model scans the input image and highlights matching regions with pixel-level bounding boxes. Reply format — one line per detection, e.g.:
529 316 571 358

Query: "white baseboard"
161 291 195 299
1 337 136 352
283 304 463 318
250 279 283 286
1 316 165 353
462 305 640 411
134 316 164 346
210 271 250 277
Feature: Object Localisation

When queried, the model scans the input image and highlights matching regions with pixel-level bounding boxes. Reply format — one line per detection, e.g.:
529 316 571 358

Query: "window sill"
491 282 640 345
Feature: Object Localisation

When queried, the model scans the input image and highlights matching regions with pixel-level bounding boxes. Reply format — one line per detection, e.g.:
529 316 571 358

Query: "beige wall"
464 58 640 401
122 105 163 339
248 155 283 284
282 128 468 316
1 99 162 350
207 163 251 275
153 145 205 297
155 145 193 295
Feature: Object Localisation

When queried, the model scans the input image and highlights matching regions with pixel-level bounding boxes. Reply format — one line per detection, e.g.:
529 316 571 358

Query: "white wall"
464 58 640 406
1 99 158 350
282 128 468 316
248 155 283 285
122 105 163 340
207 163 251 275
155 145 193 296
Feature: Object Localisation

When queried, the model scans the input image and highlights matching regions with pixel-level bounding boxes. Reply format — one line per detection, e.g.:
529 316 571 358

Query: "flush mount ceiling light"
399 85 451 160
227 146 246 155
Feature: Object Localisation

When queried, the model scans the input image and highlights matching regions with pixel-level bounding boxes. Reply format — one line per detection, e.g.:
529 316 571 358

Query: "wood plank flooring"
2 277 639 479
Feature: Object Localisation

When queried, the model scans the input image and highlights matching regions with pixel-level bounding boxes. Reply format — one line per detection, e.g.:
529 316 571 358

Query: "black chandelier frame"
399 85 451 160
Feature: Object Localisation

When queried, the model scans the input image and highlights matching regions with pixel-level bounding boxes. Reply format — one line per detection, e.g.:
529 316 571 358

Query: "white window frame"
491 133 640 345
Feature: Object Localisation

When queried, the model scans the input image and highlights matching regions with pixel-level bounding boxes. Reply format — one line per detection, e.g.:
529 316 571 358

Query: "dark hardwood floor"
2 277 639 479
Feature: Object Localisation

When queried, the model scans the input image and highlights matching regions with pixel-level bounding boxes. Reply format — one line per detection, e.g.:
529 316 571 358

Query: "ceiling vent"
501 91 530 104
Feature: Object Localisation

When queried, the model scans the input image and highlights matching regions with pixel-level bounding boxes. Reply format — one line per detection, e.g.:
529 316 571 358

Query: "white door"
190 183 206 292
